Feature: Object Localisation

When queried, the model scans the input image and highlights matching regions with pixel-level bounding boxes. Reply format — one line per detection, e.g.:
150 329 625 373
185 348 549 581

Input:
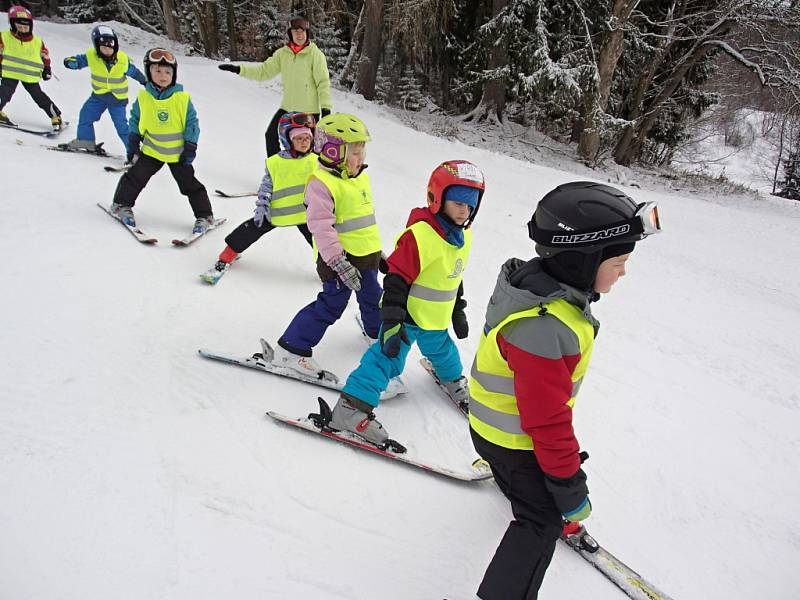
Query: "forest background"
14 0 800 198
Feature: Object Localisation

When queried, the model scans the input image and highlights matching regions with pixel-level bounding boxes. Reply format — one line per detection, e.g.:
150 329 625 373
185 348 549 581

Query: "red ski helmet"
427 160 486 226
8 5 33 33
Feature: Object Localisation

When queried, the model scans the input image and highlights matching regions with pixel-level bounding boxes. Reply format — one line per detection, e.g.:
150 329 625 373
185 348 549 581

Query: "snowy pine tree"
779 151 800 200
398 66 425 111
313 13 350 78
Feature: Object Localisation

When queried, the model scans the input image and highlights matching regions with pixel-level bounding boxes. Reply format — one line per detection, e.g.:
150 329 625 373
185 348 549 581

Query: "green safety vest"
265 152 317 227
0 30 44 83
87 49 130 101
468 299 595 450
313 168 382 257
137 89 189 164
401 221 472 330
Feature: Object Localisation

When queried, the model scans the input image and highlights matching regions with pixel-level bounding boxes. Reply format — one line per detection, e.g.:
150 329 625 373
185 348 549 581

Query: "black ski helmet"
528 182 658 290
287 15 312 41
143 48 177 87
91 25 119 58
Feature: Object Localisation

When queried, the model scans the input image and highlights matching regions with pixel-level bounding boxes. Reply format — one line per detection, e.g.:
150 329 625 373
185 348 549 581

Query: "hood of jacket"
484 257 600 335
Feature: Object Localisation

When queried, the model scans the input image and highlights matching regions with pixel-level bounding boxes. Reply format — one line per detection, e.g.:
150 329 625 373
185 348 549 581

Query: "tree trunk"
577 0 639 160
162 0 181 42
226 0 238 61
356 0 384 100
464 0 509 123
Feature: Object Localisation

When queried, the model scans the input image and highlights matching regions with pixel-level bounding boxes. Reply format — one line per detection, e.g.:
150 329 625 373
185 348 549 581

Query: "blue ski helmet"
92 25 119 57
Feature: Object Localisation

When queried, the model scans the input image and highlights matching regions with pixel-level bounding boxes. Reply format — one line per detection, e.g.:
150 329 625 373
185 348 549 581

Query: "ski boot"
442 376 470 408
192 216 215 235
272 344 326 378
65 138 106 154
0 111 14 126
51 115 64 132
110 202 136 227
329 393 389 446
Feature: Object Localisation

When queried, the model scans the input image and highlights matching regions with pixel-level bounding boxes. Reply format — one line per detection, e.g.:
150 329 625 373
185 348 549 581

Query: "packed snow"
1 21 799 600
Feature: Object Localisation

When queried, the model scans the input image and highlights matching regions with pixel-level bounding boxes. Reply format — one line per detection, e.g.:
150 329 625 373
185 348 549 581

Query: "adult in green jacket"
218 15 332 156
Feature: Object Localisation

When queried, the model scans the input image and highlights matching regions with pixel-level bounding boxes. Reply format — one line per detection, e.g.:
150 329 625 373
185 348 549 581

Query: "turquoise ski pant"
342 324 463 408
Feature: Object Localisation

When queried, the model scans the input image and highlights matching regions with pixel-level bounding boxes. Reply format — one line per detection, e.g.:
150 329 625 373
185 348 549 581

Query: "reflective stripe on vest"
87 49 129 100
402 221 472 330
137 89 189 164
265 152 317 227
0 31 43 83
468 299 595 450
313 168 382 257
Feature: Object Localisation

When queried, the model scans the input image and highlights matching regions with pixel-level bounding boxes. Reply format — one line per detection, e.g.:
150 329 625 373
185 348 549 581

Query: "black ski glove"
378 251 389 275
320 107 331 118
180 141 197 165
218 63 240 74
127 133 142 164
380 306 410 358
545 467 591 522
452 298 468 339
42 65 52 81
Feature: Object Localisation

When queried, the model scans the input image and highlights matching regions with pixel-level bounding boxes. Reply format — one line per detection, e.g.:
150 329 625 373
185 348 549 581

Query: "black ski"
49 141 124 161
214 189 257 198
1 120 69 137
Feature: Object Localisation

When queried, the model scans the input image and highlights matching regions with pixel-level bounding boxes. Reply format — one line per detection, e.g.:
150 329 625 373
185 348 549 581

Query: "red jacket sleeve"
498 332 581 478
386 230 420 285
40 41 51 68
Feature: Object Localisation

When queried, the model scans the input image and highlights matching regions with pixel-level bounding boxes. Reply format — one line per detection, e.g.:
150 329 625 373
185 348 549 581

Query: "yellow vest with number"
137 89 189 164
402 221 472 330
87 49 130 101
266 152 317 227
0 30 43 83
468 300 595 450
313 168 382 257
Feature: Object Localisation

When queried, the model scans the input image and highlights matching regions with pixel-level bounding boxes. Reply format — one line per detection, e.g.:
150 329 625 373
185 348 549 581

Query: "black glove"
179 141 197 165
42 65 52 81
452 298 468 339
127 133 142 164
380 306 409 358
320 107 331 118
218 63 240 74
378 251 389 275
544 467 591 522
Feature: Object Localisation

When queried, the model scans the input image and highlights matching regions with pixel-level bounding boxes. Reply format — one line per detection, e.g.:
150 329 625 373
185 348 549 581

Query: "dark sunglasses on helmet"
147 48 177 65
289 17 309 30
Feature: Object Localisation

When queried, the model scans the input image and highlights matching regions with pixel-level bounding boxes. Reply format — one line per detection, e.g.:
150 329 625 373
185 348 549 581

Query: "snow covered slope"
1 21 799 600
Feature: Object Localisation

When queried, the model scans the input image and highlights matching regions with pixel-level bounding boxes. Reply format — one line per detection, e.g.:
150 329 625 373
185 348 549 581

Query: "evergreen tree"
314 12 350 77
398 66 425 111
779 151 800 200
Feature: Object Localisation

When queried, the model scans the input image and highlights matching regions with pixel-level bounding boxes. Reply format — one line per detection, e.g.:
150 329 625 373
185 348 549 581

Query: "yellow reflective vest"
0 30 44 83
468 299 595 450
312 168 382 257
137 89 189 164
87 49 130 101
401 221 472 330
265 152 317 227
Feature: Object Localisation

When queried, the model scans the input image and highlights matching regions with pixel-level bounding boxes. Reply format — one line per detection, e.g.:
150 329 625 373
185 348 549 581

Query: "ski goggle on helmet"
277 112 316 151
528 182 662 257
314 113 371 172
146 48 177 66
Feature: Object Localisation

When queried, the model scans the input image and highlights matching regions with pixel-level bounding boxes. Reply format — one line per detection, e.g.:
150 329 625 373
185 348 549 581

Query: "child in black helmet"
108 48 214 236
469 181 661 600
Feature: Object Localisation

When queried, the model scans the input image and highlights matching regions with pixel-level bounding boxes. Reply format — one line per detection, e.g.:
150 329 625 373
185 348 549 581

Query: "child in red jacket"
329 160 486 445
